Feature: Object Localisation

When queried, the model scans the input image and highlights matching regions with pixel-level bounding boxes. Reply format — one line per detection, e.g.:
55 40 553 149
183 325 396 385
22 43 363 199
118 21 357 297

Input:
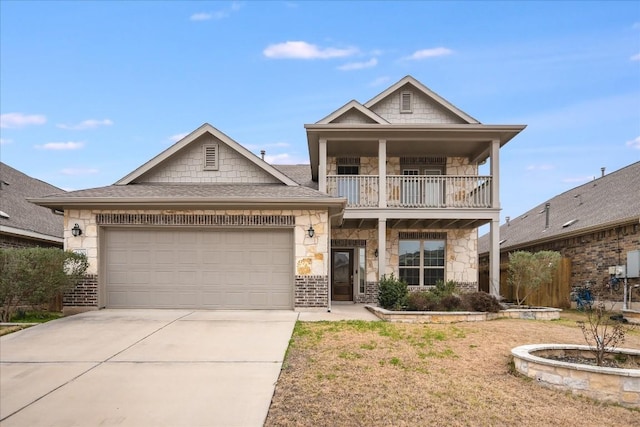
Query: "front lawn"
266 311 639 426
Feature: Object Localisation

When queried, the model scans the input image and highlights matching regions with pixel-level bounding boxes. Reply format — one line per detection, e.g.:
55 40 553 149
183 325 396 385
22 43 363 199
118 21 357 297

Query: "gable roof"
478 161 640 254
316 100 389 125
0 162 64 244
364 75 480 124
116 123 298 186
273 164 317 189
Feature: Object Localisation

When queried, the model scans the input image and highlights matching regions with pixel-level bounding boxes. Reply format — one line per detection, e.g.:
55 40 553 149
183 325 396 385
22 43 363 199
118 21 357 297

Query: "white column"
378 139 387 208
319 138 327 193
378 218 387 280
489 218 501 298
490 139 500 209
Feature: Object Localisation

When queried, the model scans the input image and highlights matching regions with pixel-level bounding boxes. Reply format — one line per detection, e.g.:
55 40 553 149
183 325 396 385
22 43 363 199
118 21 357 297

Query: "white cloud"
369 76 390 87
405 47 453 60
526 164 554 171
263 41 357 59
37 141 85 150
190 1 242 21
0 138 12 145
61 168 99 176
338 58 378 71
631 53 640 61
168 132 189 143
57 119 113 130
0 112 46 128
626 136 640 149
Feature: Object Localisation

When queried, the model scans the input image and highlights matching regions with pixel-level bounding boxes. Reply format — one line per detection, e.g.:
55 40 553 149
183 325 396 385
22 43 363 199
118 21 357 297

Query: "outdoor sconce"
374 249 379 258
307 225 315 238
71 223 82 237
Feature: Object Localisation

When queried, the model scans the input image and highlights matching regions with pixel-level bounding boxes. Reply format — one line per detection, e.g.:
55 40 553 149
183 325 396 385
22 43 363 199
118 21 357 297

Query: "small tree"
507 250 561 306
577 284 634 366
0 248 89 322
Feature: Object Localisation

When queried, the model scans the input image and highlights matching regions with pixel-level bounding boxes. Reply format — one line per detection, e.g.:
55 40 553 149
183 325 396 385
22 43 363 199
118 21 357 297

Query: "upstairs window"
203 144 219 170
400 91 413 113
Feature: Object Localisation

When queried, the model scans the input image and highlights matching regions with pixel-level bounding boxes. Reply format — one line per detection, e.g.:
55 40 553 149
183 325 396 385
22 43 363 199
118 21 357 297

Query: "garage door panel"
105 229 293 309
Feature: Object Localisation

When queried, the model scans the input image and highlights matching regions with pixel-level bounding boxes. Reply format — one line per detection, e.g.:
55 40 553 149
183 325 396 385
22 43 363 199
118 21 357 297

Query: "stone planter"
511 344 640 408
365 306 561 323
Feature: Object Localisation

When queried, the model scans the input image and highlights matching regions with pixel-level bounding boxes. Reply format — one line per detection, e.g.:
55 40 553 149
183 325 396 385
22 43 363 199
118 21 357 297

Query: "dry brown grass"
266 311 639 427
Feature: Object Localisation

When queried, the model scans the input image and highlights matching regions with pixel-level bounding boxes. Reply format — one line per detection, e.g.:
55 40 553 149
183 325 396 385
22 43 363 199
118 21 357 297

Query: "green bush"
461 292 502 313
406 291 439 311
378 274 408 310
440 295 463 311
0 248 89 322
432 280 459 299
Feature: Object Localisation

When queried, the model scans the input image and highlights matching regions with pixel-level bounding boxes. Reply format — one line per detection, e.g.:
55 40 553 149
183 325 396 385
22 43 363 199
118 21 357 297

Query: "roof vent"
260 150 266 161
499 239 507 245
601 167 605 177
0 210 9 219
544 203 550 230
506 216 510 226
562 219 578 228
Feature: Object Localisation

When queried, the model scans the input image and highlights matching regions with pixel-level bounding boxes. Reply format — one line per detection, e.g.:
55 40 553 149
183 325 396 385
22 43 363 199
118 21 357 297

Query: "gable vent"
400 91 413 113
203 144 219 171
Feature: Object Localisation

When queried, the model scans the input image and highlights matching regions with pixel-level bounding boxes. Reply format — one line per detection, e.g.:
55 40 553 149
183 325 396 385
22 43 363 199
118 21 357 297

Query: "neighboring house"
31 76 525 311
0 162 64 249
478 161 640 294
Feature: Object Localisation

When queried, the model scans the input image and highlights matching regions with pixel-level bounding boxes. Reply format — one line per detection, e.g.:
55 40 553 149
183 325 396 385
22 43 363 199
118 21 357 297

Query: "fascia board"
0 225 64 243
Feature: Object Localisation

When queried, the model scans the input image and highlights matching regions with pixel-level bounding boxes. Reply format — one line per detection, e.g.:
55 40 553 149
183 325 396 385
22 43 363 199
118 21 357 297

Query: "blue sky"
1 1 639 223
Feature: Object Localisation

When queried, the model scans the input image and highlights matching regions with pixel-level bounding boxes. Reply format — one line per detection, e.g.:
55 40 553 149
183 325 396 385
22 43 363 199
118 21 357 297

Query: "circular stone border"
511 344 640 407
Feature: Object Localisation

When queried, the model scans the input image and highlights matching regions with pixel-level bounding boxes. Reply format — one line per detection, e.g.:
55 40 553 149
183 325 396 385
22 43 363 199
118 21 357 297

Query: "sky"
1 1 639 224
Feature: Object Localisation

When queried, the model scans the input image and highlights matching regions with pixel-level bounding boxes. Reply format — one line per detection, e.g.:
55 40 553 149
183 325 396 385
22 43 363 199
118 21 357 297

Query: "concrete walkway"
0 305 378 427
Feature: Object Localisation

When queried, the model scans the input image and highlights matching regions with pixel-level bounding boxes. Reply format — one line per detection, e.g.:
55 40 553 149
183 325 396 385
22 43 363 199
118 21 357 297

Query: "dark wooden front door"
332 249 353 301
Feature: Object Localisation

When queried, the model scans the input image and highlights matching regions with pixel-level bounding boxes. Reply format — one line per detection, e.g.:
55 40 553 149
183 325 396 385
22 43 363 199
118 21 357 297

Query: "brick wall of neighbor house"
295 275 329 307
483 223 640 288
370 88 466 124
63 274 98 307
0 234 62 249
138 134 280 184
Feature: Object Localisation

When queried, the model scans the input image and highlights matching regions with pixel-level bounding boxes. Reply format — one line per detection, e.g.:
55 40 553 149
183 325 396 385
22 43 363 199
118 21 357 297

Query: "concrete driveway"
0 309 298 427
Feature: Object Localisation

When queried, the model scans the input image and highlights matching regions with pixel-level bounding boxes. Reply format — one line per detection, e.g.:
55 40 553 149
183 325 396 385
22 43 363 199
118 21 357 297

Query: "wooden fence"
479 257 572 308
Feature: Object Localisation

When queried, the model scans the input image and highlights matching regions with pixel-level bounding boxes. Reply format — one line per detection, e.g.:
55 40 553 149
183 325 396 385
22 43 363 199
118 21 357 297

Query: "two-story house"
32 76 525 312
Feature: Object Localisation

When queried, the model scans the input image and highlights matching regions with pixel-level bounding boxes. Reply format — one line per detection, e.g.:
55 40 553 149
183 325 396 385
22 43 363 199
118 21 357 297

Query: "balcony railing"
326 175 492 208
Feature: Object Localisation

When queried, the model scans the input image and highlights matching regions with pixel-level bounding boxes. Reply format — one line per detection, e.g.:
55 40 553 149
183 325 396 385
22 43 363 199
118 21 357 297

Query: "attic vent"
562 219 578 228
203 144 219 171
400 91 413 113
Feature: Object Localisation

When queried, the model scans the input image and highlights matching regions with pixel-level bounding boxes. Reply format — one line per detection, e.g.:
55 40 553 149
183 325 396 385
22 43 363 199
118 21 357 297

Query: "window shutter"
203 144 219 170
400 91 412 113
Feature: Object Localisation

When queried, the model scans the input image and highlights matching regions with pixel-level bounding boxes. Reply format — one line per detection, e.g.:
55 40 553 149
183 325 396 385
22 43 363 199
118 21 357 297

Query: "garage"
104 228 293 309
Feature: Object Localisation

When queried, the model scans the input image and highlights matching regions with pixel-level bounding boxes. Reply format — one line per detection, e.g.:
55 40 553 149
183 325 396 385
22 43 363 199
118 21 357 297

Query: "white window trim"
203 143 219 171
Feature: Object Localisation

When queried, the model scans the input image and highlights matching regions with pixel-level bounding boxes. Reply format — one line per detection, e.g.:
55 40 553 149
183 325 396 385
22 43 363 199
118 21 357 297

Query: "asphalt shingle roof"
0 162 65 239
478 161 640 254
273 164 317 189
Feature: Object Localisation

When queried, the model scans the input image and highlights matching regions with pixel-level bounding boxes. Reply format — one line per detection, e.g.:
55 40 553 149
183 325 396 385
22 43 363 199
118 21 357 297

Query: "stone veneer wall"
295 275 328 307
63 274 98 307
138 134 280 184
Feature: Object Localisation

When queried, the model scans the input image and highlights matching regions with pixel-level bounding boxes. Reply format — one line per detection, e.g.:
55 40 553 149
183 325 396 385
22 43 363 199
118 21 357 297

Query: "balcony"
326 175 492 209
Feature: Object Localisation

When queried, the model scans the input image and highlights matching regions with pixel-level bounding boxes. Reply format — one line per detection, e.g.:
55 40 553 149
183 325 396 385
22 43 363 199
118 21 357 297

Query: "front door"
331 249 353 301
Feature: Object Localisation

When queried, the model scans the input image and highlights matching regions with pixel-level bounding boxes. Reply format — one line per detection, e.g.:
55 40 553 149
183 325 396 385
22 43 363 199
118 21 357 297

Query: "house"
31 76 525 311
478 161 640 296
0 162 64 249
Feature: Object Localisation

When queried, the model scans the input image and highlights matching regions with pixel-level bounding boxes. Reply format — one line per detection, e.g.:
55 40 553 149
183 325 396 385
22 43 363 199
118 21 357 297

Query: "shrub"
0 248 89 322
461 292 502 313
407 291 439 311
378 274 408 310
432 280 459 299
440 295 463 311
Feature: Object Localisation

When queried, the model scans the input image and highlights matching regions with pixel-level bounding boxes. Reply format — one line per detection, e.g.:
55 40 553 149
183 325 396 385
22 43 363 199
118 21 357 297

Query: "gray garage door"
104 228 293 309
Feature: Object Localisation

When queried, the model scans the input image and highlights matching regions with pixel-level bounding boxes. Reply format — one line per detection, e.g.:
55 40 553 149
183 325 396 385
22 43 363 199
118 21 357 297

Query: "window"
400 91 413 113
399 239 445 286
337 165 359 204
359 247 366 294
203 144 219 170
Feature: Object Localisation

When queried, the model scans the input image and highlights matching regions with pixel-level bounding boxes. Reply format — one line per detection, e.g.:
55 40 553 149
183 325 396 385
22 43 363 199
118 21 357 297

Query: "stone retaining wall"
366 306 561 323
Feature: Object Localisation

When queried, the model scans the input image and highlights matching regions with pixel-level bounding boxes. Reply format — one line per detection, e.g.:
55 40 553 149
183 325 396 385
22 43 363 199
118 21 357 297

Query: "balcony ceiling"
338 217 491 230
306 124 526 180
